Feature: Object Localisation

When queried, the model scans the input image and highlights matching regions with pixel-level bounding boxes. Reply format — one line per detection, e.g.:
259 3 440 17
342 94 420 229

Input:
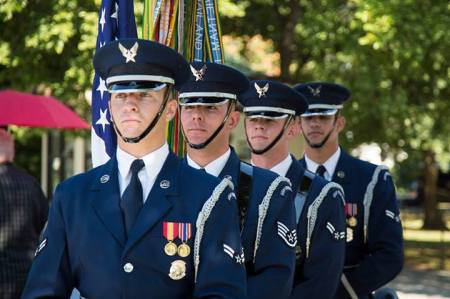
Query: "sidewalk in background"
388 268 450 299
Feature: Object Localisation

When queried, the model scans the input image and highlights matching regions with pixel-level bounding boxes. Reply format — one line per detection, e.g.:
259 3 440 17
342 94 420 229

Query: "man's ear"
227 110 241 130
165 99 178 121
287 118 301 140
336 115 346 133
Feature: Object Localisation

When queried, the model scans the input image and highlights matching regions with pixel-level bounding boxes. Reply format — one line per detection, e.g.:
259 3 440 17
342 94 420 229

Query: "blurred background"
0 0 449 297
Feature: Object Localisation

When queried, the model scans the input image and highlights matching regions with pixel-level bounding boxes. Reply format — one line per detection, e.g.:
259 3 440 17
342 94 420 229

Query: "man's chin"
119 129 143 140
187 135 208 144
249 143 267 152
305 137 325 149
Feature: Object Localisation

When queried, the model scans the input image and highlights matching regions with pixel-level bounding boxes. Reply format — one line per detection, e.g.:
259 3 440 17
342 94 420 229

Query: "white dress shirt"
117 143 169 202
304 147 341 181
269 155 293 177
186 148 231 177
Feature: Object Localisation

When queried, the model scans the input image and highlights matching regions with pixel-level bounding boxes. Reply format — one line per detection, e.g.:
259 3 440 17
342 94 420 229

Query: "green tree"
222 0 450 228
0 0 98 186
0 0 98 113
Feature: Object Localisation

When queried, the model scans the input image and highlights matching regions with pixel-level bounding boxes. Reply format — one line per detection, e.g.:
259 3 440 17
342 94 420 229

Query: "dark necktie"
120 159 145 235
316 165 327 178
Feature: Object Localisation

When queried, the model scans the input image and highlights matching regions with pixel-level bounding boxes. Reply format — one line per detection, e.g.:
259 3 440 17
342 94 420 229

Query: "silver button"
123 262 134 273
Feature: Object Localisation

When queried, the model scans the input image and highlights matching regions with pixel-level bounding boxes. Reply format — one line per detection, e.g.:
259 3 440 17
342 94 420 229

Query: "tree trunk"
279 1 301 81
422 149 446 229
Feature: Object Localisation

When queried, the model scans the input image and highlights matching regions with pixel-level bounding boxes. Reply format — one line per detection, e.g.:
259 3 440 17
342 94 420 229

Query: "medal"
346 227 353 242
168 260 186 280
345 203 358 227
177 222 192 258
165 242 177 256
178 243 190 258
163 222 179 256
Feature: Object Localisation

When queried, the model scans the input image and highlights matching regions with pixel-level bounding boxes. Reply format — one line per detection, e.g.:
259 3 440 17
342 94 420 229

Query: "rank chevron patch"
277 221 297 247
223 244 245 264
326 222 345 241
385 209 400 223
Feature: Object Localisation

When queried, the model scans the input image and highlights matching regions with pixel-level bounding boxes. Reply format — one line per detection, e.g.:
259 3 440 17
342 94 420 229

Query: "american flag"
91 0 137 167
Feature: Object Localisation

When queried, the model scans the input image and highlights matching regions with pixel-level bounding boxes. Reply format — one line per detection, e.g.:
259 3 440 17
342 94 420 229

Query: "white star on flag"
95 109 110 132
91 0 137 167
99 8 106 32
96 77 108 99
111 2 119 23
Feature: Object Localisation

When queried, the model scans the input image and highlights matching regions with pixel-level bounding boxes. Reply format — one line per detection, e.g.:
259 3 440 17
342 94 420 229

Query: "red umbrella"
0 89 90 129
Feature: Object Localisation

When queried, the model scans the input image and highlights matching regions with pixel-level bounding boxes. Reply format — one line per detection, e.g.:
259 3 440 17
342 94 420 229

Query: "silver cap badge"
307 85 321 97
190 64 207 81
118 42 138 63
254 82 269 98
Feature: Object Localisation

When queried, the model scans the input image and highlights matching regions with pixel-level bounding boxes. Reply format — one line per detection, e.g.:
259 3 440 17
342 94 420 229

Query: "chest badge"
169 260 187 280
346 227 354 242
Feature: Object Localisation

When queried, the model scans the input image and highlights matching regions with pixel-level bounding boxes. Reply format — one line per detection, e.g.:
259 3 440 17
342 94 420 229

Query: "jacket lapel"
331 149 351 187
90 158 126 246
123 152 178 254
218 148 240 187
286 156 302 188
298 156 307 171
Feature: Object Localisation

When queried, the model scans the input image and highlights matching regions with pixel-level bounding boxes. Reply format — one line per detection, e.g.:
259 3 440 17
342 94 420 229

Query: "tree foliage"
222 0 450 227
0 0 100 116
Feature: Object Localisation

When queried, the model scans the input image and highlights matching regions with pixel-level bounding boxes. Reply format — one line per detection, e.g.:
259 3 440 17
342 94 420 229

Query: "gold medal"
348 216 357 227
164 241 177 256
163 222 178 256
346 227 353 242
168 260 187 280
177 243 191 258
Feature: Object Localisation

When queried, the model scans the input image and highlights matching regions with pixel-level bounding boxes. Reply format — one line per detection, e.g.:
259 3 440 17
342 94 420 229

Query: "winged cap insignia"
118 42 139 63
190 64 207 81
254 82 269 98
307 85 321 97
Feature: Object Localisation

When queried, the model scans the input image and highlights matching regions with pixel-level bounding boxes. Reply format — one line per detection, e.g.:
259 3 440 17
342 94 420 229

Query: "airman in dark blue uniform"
22 39 247 299
240 80 347 299
295 82 403 299
178 62 297 299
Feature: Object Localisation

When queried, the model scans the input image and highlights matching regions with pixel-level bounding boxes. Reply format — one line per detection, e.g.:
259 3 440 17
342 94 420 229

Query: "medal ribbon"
345 203 357 217
179 223 191 242
163 222 179 242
